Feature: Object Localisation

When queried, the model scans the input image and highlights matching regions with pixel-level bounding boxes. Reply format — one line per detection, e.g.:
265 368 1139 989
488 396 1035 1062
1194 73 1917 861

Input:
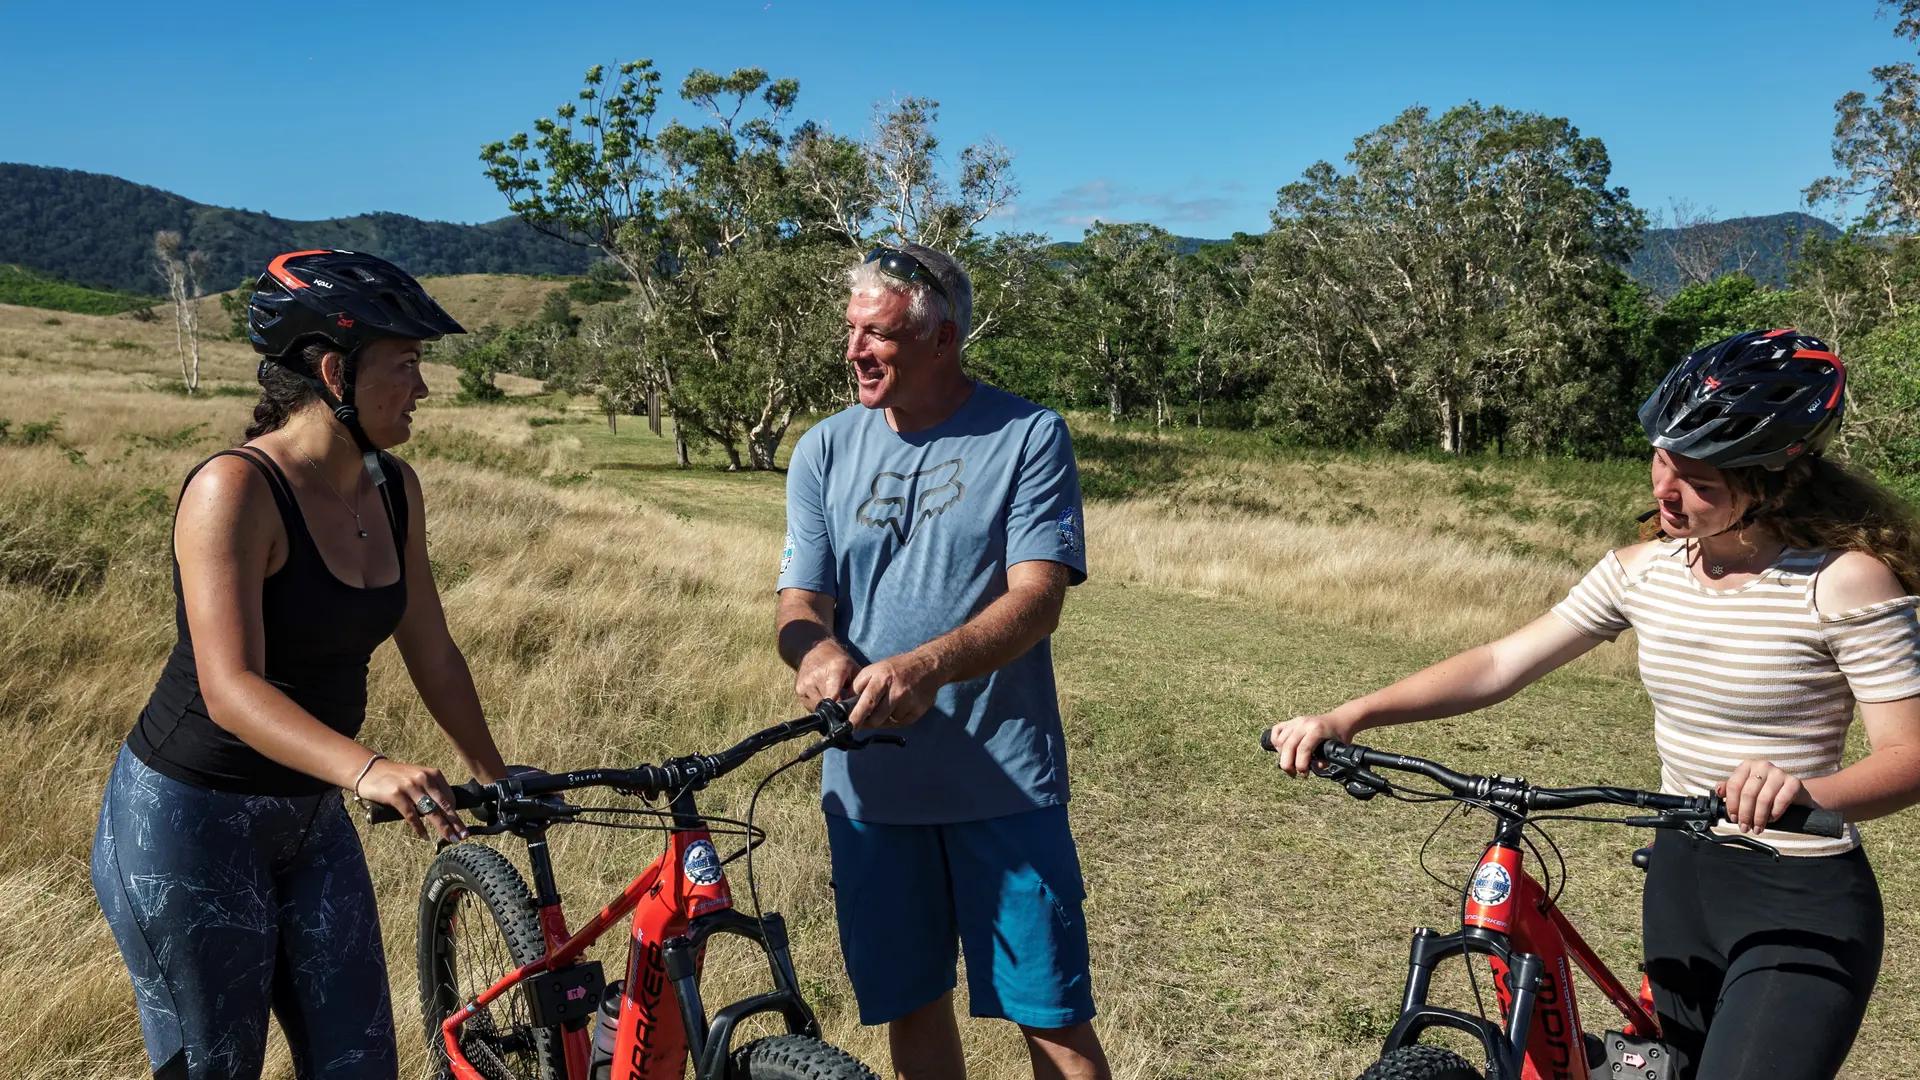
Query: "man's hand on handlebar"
1717 758 1810 835
848 650 943 730
795 641 860 710
358 758 469 842
1267 712 1360 778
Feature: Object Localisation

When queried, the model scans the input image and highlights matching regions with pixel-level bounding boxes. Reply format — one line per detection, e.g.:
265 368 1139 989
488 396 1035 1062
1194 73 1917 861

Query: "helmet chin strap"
321 348 390 489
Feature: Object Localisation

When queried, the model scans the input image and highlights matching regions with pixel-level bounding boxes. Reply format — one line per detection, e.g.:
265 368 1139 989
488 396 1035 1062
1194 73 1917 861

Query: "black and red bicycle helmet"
1638 328 1845 471
247 249 464 455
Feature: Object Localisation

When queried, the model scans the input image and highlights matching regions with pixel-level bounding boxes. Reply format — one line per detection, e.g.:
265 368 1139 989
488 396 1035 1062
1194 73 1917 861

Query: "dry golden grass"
3 298 1917 1079
416 274 572 329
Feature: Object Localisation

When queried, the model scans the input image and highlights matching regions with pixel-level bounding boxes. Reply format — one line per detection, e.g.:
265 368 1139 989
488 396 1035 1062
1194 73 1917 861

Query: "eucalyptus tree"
1065 222 1181 423
483 68 1036 468
482 62 849 468
1267 103 1642 453
1808 0 1920 231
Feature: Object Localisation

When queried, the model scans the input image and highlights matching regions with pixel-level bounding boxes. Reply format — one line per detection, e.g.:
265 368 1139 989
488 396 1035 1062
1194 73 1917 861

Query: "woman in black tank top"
90 252 517 1080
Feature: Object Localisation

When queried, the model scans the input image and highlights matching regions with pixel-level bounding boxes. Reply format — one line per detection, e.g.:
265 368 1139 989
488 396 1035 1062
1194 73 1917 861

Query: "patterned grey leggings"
90 746 397 1080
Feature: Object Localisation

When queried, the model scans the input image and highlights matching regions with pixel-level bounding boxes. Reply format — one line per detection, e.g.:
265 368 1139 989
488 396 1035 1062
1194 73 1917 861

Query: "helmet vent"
1766 385 1801 404
383 290 425 322
1675 406 1719 432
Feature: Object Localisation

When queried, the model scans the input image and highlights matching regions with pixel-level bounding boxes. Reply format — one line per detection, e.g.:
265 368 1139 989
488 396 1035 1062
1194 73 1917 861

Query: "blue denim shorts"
824 804 1096 1029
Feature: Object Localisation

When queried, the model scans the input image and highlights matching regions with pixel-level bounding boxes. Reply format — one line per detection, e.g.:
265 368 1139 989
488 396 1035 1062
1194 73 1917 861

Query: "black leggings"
1642 829 1883 1080
91 746 396 1079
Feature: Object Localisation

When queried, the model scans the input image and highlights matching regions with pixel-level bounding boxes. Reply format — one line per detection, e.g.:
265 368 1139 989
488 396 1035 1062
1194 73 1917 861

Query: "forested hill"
0 164 593 295
1628 212 1840 295
1056 214 1839 293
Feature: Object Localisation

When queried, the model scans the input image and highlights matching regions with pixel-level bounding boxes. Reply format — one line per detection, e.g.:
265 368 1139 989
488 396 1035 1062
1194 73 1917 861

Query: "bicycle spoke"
438 885 546 1080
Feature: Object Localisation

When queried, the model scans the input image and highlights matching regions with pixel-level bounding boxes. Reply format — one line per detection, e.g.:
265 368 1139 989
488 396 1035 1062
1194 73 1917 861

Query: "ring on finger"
416 795 439 816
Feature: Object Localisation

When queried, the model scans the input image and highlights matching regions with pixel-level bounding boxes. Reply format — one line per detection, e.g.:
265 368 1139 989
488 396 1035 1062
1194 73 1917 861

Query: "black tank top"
126 447 410 795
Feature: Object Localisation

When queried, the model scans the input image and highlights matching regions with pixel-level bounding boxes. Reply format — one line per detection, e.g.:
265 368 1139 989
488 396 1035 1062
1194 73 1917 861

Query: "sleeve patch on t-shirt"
1057 506 1085 556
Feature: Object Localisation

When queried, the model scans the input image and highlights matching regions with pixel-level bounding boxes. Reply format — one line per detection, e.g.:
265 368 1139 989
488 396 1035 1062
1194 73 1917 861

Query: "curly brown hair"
1642 455 1920 593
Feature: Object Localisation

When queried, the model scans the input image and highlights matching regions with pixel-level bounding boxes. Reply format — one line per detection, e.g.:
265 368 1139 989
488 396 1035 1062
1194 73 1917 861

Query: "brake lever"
795 727 907 764
1311 759 1388 801
1659 816 1780 860
1694 825 1780 860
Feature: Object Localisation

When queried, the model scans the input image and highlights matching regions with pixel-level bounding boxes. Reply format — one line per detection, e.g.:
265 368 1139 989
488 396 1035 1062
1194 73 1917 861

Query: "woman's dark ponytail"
244 344 327 438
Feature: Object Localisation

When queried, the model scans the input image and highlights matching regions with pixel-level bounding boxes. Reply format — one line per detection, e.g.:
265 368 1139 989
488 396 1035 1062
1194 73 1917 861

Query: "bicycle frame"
441 787 820 1080
1381 821 1661 1080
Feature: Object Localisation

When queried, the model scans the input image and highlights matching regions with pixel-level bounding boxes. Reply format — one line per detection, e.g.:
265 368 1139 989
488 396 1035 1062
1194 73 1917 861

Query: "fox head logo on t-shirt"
856 459 965 545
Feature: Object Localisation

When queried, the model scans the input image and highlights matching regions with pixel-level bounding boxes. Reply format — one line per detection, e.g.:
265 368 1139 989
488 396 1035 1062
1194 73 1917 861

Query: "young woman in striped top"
1267 329 1920 1080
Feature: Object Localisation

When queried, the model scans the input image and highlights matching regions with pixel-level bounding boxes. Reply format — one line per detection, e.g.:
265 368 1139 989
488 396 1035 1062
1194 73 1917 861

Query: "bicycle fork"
1384 925 1546 1080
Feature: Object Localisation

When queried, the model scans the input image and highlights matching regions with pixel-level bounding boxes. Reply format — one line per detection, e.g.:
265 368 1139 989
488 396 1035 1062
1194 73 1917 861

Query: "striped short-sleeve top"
1552 539 1920 856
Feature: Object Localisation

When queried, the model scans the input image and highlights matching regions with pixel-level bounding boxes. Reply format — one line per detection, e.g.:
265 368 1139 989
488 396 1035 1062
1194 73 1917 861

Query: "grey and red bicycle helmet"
246 249 465 455
1638 328 1845 471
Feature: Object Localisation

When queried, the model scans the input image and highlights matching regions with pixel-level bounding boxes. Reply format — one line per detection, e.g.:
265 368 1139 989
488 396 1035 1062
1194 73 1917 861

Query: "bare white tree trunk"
183 251 205 394
154 232 204 394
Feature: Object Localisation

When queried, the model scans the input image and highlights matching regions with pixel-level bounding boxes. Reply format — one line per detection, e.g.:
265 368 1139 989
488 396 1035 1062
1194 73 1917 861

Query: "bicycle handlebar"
368 698 892 826
1258 730 1845 839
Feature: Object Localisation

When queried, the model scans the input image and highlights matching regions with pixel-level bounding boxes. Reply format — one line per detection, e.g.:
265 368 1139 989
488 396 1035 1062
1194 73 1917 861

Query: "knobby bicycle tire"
418 843 569 1080
1356 1044 1484 1080
731 1034 881 1080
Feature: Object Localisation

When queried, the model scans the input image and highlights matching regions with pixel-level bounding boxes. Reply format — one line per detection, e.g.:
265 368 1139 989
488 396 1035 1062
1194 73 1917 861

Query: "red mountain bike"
1259 733 1844 1080
372 700 897 1080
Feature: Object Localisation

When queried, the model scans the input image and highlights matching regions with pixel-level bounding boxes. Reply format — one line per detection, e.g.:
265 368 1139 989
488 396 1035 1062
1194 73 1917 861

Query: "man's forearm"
776 591 843 670
914 584 1062 686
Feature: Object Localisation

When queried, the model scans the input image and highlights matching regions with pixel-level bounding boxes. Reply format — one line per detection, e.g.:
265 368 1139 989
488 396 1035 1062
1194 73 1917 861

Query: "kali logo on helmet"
336 316 355 328
1469 862 1512 906
1702 376 1721 391
683 839 723 886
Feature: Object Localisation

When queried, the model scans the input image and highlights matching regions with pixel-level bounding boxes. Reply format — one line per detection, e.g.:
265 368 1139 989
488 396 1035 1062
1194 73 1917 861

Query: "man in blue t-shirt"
776 242 1109 1080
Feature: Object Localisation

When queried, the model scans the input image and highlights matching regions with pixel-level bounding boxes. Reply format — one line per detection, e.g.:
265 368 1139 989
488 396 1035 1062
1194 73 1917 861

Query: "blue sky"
0 1 1906 241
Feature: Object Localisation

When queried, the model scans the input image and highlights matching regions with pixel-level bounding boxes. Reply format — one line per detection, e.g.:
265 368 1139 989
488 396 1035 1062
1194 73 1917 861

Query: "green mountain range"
1629 211 1840 296
0 163 1843 303
0 163 592 296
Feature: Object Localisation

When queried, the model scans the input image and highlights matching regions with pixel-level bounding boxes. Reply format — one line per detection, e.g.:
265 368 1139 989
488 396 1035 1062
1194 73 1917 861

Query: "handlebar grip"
1772 804 1847 839
365 779 490 825
1259 728 1274 752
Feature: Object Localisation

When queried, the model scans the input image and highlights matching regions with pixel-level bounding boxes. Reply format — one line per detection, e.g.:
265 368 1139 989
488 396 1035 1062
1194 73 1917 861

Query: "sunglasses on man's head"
864 246 954 310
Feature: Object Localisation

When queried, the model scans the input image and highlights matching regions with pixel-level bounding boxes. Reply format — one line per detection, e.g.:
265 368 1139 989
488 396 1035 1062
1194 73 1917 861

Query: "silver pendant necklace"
284 435 368 539
1694 538 1749 580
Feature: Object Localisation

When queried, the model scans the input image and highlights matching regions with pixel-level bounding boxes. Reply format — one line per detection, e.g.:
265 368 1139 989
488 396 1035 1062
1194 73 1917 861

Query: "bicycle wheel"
418 844 569 1080
731 1035 881 1080
1356 1044 1484 1080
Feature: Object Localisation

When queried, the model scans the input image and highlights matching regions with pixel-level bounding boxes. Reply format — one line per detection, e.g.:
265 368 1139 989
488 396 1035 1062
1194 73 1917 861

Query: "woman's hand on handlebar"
358 758 468 842
1716 758 1807 834
1268 712 1359 778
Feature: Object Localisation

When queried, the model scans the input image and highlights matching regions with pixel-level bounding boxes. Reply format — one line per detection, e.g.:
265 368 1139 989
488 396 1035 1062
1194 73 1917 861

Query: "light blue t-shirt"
778 383 1088 825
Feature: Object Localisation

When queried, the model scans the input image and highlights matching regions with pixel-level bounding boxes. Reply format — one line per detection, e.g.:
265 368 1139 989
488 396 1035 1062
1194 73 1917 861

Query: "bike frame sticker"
1462 844 1523 933
684 839 723 887
1469 861 1512 906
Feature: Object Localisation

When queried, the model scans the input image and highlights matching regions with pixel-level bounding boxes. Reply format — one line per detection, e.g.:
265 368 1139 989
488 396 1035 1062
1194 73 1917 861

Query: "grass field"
2 296 1917 1079
0 264 156 316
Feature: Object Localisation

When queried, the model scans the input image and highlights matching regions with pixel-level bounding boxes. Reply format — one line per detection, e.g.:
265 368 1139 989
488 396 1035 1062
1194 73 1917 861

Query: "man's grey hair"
846 241 973 352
